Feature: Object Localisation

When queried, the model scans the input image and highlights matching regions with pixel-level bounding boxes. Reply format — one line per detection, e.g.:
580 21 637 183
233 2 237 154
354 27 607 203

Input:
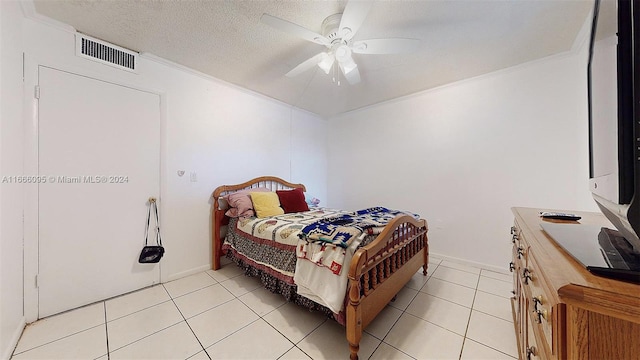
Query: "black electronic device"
540 223 640 284
540 212 582 221
572 0 640 282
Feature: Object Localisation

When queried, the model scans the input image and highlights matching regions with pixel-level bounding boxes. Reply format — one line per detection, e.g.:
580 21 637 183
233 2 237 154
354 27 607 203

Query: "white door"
38 66 161 318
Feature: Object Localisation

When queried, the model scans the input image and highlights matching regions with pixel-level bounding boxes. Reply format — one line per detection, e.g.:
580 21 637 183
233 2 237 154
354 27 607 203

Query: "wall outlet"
190 172 197 182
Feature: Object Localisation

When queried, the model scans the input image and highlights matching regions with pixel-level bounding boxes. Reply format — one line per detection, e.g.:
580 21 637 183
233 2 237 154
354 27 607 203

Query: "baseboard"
163 264 211 283
429 252 509 275
2 316 26 360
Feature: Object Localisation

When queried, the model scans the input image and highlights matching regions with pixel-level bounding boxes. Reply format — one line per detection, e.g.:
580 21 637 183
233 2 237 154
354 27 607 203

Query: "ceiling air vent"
75 34 138 73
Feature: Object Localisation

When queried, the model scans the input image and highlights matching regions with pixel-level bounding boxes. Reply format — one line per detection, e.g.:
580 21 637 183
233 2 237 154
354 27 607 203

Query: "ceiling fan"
261 0 420 85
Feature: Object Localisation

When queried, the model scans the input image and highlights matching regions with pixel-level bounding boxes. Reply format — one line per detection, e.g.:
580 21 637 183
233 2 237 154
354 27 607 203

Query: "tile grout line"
104 285 184 354
211 267 328 359
163 283 212 360
223 284 296 354
457 271 517 360
369 304 415 360
107 320 185 354
103 302 110 360
467 274 520 359
369 264 480 359
103 284 203 357
170 277 275 357
187 269 292 357
272 327 316 360
457 271 482 359
436 264 512 284
418 276 514 323
11 323 106 357
106 298 174 323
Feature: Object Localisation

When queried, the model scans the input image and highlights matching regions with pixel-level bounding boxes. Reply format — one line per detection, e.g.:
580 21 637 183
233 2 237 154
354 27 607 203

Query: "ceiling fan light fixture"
335 45 352 62
340 60 357 75
264 0 411 86
317 53 335 74
335 45 356 74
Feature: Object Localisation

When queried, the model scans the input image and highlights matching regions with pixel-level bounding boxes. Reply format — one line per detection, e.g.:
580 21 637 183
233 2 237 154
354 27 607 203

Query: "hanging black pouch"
139 198 164 263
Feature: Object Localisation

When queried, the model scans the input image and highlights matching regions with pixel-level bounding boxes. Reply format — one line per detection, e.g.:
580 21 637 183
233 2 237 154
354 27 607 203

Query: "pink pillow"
224 187 269 218
276 188 309 213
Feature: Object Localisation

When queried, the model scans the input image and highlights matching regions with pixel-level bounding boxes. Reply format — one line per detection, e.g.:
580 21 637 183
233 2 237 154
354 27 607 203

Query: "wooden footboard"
346 215 429 360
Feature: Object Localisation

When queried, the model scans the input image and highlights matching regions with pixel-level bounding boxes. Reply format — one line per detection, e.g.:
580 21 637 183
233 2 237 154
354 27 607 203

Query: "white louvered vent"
75 34 138 73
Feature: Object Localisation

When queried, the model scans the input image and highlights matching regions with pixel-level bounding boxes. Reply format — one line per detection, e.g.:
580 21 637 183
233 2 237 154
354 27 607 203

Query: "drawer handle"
522 268 531 284
534 308 548 323
509 262 515 272
526 346 537 360
532 295 543 310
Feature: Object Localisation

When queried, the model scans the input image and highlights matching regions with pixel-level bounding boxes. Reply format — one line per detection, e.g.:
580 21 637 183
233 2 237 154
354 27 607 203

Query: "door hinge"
35 274 39 288
34 85 40 99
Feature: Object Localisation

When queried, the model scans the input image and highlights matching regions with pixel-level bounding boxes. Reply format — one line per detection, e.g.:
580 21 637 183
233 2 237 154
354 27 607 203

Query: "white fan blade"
351 38 421 54
261 14 330 46
285 52 325 77
339 0 374 42
340 62 361 84
335 44 360 84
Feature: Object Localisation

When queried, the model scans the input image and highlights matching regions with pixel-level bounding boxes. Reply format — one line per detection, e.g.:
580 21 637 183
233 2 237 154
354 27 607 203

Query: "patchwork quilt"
296 207 419 275
223 206 419 313
294 207 419 313
223 209 348 281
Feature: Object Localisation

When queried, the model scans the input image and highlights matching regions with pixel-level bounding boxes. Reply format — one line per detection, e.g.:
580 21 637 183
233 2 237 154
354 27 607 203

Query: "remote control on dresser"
539 212 582 221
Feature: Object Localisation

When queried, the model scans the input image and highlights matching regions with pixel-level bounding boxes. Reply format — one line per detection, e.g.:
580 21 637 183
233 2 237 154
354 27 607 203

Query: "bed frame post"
423 240 429 275
211 194 224 270
212 214 221 270
345 216 428 359
346 278 362 360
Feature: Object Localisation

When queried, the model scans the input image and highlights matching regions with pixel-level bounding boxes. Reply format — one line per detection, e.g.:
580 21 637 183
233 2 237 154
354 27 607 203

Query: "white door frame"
22 56 168 322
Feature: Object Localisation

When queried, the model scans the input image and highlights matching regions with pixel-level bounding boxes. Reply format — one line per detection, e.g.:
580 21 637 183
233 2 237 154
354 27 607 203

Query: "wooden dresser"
510 207 640 360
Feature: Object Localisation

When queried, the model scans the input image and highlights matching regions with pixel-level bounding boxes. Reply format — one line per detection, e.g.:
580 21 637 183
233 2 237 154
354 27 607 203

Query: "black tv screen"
587 0 640 277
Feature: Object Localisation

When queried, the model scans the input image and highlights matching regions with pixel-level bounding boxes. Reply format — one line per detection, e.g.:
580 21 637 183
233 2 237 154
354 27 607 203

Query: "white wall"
291 110 328 201
327 49 597 269
1 9 327 356
0 1 27 359
21 15 327 284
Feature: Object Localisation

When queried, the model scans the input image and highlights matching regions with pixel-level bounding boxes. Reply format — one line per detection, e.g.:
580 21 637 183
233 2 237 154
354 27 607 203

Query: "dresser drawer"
526 314 541 359
511 223 528 263
523 255 553 357
512 207 640 360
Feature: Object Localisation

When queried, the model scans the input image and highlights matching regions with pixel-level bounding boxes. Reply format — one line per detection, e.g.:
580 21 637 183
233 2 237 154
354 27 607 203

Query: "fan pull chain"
332 62 341 86
332 61 336 83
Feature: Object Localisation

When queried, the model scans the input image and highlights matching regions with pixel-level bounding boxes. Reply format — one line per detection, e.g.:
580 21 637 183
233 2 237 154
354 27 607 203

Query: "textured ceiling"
33 0 592 118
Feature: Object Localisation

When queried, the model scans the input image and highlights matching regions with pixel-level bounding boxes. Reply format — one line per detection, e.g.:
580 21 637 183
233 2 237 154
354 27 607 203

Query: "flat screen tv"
587 0 640 282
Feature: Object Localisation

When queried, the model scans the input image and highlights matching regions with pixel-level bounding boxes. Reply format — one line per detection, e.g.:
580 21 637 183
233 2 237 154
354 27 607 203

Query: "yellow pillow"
250 192 284 218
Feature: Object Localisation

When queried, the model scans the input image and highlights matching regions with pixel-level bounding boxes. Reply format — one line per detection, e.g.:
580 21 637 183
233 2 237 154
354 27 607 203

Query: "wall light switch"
190 172 197 182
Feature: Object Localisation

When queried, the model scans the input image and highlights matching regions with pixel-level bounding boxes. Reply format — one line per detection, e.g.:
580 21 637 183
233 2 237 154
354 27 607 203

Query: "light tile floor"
11 256 518 359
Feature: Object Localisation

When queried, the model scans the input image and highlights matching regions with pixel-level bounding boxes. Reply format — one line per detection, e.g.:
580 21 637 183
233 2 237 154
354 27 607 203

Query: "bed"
211 176 428 360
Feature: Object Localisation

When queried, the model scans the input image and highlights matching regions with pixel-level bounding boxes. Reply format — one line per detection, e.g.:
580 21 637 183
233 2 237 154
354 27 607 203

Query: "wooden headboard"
211 176 306 270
